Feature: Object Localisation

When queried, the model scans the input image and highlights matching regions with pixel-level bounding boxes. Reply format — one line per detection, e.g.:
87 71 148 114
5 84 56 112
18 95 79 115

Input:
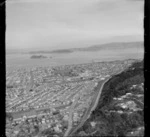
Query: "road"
64 95 80 137
68 70 125 137
66 77 110 137
90 78 110 113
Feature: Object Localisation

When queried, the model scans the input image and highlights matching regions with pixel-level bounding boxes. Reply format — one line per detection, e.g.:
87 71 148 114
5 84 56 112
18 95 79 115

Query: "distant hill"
29 49 73 54
28 41 143 54
50 49 73 54
30 55 47 59
73 41 143 51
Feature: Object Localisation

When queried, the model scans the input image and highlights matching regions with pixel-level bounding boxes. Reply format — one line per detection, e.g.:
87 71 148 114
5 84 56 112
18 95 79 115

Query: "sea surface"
6 48 144 71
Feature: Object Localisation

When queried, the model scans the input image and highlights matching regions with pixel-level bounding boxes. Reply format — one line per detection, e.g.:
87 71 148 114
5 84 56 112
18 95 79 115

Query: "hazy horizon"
6 0 144 51
6 41 143 53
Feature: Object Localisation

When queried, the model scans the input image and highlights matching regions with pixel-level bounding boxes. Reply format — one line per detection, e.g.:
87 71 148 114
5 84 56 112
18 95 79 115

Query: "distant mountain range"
6 41 143 54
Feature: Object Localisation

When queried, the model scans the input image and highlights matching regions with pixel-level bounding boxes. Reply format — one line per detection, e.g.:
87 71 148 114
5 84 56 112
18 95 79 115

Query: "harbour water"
6 47 144 71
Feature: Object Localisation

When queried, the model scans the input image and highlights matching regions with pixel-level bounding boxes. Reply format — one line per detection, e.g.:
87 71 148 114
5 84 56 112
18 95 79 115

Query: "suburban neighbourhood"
6 60 137 137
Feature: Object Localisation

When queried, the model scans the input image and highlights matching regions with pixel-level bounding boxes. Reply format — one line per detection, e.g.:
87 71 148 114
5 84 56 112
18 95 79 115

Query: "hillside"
72 60 144 137
72 41 143 52
30 55 47 59
28 41 143 54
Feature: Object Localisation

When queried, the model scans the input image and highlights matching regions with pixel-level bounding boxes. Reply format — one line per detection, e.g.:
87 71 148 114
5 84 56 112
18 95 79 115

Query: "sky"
6 0 144 51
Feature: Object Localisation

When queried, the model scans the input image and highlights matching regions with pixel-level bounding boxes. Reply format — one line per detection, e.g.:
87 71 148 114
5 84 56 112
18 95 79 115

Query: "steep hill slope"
72 60 144 137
